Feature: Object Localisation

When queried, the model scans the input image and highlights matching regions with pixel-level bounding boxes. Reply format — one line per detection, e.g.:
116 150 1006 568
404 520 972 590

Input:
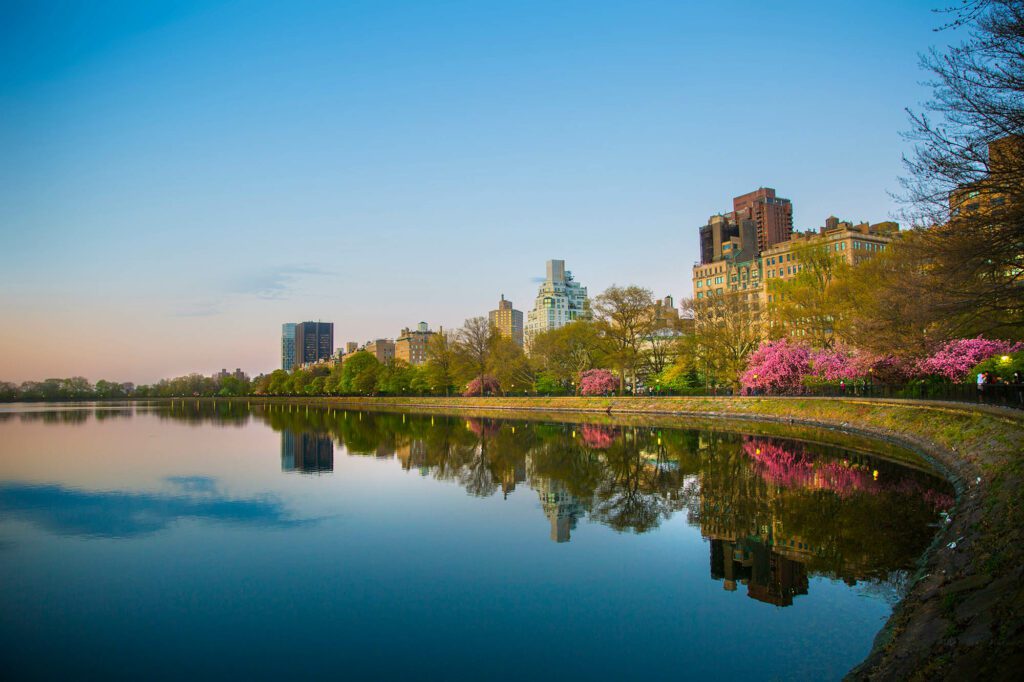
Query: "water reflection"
281 431 334 474
0 476 308 538
139 402 955 603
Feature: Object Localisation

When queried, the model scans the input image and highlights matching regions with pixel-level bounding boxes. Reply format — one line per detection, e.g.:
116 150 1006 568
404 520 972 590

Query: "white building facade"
524 259 589 351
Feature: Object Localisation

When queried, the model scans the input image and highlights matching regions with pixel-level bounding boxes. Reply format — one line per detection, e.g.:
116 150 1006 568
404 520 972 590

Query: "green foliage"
533 371 567 395
971 350 1024 381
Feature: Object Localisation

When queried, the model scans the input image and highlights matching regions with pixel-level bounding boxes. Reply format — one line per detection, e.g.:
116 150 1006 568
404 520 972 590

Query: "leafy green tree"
529 320 603 391
488 335 534 394
425 330 458 396
339 351 380 394
593 285 656 394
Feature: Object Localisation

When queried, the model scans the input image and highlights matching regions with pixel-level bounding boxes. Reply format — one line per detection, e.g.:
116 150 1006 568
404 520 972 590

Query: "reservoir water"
0 402 954 680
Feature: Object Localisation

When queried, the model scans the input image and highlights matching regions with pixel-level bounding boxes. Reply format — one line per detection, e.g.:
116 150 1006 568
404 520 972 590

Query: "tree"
685 292 763 389
454 317 495 397
462 375 501 397
897 0 1024 341
741 339 812 394
377 360 417 395
593 285 656 394
579 369 618 396
529 320 603 392
487 335 534 395
425 329 458 396
768 241 852 348
917 336 1023 381
338 351 379 395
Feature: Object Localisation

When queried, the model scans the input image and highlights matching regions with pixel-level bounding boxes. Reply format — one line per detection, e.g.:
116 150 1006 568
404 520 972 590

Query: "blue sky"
0 0 956 382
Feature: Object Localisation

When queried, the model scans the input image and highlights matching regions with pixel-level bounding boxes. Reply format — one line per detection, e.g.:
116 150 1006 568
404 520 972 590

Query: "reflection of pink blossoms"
581 424 616 449
917 337 1023 381
466 418 500 437
579 369 619 396
742 437 953 511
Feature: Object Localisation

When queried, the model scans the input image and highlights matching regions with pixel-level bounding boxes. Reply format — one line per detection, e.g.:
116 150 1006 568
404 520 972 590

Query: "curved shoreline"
207 396 1023 679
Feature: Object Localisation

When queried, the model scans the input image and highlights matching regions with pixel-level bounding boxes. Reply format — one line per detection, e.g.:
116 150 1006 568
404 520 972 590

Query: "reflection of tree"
152 403 954 587
590 432 691 533
698 434 954 590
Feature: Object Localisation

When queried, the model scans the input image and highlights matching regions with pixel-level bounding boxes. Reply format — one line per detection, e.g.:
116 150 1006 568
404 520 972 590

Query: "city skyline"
0 1 958 383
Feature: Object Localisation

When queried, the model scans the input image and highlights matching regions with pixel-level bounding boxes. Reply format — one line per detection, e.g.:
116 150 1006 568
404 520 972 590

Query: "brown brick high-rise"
733 187 793 254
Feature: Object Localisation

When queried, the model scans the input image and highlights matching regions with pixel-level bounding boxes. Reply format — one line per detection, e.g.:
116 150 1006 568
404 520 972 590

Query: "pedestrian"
839 379 846 395
977 370 986 401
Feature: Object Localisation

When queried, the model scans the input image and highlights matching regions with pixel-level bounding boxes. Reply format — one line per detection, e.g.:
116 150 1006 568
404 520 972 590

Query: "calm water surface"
0 402 954 680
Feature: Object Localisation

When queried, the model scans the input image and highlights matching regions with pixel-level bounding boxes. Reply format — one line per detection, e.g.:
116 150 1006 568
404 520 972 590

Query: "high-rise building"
281 323 296 370
524 259 589 350
489 295 524 347
293 321 334 367
733 187 794 254
396 322 434 366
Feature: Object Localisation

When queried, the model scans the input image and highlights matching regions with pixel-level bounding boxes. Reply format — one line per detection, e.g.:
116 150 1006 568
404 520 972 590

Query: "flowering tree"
462 375 501 397
578 369 619 396
740 339 811 393
809 345 861 382
917 337 1023 382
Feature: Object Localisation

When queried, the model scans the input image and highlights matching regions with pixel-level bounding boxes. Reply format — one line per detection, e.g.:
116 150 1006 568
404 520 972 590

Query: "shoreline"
216 395 1023 680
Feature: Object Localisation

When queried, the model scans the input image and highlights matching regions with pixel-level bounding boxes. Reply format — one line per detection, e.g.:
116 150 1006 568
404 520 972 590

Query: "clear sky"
0 0 957 383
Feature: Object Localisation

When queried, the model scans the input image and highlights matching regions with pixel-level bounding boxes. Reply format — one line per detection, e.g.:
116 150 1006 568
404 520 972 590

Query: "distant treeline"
0 374 251 402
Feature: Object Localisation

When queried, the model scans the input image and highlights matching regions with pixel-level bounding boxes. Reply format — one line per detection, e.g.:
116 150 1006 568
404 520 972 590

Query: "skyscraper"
489 295 524 347
281 323 296 370
524 259 589 350
293 321 334 367
733 187 794 254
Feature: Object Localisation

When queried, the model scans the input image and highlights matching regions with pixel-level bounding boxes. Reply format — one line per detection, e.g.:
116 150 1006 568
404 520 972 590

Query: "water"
0 402 954 680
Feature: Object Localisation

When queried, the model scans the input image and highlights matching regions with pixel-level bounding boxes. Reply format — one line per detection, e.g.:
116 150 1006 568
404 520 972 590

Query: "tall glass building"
281 323 297 370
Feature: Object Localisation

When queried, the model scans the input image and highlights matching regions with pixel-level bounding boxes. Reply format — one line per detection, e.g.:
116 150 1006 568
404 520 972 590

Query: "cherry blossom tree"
462 375 501 397
740 339 811 394
917 336 1023 381
579 369 619 396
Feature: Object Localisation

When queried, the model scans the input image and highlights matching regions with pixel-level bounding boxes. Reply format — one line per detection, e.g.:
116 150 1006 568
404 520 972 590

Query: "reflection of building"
524 259 589 350
396 439 429 473
709 537 809 606
489 295 524 347
499 462 527 498
395 323 434 366
281 431 334 473
534 478 586 543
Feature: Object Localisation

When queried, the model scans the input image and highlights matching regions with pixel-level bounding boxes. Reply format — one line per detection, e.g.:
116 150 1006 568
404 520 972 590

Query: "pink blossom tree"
462 375 501 397
917 336 1023 382
740 339 812 394
579 369 619 396
809 345 861 382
